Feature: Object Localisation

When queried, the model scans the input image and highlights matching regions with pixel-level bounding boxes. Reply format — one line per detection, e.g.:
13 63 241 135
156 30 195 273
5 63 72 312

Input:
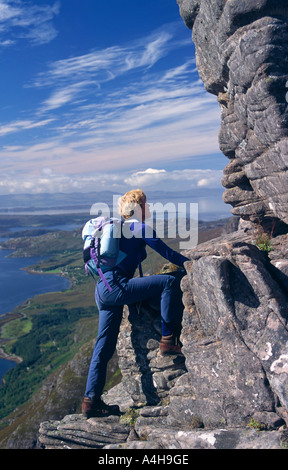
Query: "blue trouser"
84 269 183 399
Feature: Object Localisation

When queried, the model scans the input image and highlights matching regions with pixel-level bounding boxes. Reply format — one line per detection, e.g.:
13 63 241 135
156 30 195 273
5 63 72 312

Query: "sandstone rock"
38 414 130 449
116 270 187 406
177 0 288 227
37 406 286 450
169 225 288 430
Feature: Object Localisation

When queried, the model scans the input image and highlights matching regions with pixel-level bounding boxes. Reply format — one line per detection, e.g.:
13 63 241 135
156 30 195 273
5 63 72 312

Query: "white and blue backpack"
82 216 142 291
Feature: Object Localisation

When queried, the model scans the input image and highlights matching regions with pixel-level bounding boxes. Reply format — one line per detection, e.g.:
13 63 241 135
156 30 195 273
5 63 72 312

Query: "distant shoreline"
0 267 71 367
0 346 22 364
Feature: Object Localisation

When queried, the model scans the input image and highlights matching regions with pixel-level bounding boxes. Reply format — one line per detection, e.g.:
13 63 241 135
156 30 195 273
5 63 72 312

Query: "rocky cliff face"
37 0 288 449
178 0 288 227
172 223 288 430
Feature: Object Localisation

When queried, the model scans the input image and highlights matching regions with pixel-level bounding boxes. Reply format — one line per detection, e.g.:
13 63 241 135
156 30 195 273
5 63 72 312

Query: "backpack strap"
89 236 113 292
97 267 113 292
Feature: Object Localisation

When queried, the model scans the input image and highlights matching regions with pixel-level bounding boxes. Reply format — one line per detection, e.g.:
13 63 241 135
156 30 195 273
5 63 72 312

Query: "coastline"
0 271 71 366
0 303 30 364
0 347 22 364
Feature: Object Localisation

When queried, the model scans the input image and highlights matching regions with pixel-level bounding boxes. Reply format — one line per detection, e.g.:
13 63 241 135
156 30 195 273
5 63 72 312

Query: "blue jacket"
117 220 189 278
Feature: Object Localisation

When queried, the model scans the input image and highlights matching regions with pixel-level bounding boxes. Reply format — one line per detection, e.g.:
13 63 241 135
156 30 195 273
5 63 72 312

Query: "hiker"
82 189 189 418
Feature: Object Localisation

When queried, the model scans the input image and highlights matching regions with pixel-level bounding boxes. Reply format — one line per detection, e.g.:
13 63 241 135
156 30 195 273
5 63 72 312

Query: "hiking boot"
82 397 121 419
159 334 183 356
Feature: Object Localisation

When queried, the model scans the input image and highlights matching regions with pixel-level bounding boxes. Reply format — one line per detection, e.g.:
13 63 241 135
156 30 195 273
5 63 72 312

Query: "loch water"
0 248 70 382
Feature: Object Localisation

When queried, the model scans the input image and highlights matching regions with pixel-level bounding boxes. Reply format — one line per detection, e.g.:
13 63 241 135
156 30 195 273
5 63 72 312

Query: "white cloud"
0 0 60 47
0 118 55 136
197 178 210 187
0 1 21 21
0 169 124 195
41 82 94 112
0 53 221 172
125 168 223 190
27 31 177 112
34 30 172 90
124 168 167 186
0 24 225 198
0 38 14 46
0 167 224 196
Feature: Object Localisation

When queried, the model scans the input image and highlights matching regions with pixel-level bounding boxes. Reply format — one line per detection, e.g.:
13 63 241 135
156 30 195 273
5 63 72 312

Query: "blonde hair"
119 189 146 220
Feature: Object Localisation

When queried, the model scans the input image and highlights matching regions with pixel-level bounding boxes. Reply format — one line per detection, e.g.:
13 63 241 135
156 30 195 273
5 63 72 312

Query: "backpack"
82 216 127 291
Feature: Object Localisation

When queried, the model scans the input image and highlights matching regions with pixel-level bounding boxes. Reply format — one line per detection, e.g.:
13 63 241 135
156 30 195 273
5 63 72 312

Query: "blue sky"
0 0 228 198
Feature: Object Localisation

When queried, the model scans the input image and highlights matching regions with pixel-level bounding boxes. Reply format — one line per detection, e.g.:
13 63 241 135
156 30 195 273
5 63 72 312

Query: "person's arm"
141 224 189 268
